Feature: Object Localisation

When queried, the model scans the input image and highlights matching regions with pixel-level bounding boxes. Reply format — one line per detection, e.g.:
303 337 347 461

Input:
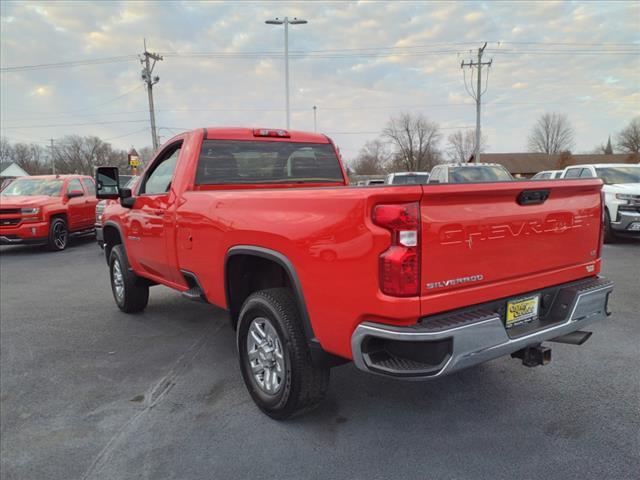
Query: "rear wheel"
47 217 68 251
237 288 329 420
109 245 149 313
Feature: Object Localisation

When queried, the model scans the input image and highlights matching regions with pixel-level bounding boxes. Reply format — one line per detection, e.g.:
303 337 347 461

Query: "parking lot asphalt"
1 238 638 480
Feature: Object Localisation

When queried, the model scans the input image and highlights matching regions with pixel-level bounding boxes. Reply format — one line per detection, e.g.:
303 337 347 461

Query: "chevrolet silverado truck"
0 174 98 251
560 163 640 241
96 127 614 419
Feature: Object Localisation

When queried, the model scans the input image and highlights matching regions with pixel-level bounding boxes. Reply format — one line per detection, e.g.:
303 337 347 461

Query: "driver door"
126 142 182 282
65 178 86 231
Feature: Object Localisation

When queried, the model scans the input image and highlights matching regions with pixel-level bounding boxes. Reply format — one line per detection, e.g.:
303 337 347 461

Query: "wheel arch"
102 221 124 263
224 246 347 368
224 246 313 337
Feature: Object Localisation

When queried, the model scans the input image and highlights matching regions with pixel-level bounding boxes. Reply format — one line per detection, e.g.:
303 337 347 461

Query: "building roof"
479 153 639 174
0 162 29 177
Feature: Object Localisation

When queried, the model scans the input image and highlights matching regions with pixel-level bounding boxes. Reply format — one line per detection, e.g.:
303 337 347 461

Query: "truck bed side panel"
175 186 422 359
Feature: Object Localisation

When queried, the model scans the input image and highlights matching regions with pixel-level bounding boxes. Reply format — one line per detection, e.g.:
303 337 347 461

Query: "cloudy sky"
1 0 638 161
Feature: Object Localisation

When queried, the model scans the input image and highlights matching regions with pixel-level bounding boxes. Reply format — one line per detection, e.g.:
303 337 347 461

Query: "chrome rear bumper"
351 277 614 379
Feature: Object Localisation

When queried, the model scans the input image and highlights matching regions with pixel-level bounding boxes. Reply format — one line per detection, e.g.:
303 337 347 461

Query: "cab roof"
565 163 640 169
202 127 330 143
16 174 89 179
440 162 506 168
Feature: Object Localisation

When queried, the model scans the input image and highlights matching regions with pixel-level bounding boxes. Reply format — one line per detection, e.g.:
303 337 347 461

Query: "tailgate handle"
517 189 550 205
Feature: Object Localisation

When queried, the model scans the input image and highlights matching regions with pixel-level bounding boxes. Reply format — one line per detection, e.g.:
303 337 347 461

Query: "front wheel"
109 245 149 313
604 209 618 244
47 217 68 251
237 288 329 420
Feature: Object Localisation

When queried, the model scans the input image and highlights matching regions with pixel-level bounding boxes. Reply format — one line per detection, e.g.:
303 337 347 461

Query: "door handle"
517 189 550 205
152 209 164 216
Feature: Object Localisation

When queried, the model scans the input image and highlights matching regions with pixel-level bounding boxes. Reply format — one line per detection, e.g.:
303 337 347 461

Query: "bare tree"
351 139 390 175
11 143 46 175
615 117 640 153
382 112 441 171
446 129 488 162
53 136 127 174
0 137 13 165
527 112 575 154
137 146 155 169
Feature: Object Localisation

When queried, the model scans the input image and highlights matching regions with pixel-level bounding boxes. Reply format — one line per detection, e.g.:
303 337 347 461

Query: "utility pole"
49 138 56 174
461 42 492 163
265 17 308 129
140 39 163 150
313 105 317 132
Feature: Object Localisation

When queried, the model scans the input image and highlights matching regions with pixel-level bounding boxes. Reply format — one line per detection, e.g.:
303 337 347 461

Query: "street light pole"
265 16 308 129
313 105 317 132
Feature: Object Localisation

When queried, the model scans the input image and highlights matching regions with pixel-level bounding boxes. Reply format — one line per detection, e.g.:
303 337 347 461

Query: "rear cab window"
564 168 582 179
195 140 344 186
448 166 512 183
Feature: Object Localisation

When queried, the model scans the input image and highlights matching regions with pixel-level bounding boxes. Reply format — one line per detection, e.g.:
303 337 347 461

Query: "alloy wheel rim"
112 259 124 301
246 317 286 395
53 222 67 249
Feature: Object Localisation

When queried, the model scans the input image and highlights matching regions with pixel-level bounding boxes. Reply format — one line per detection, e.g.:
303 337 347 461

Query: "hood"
603 183 640 194
0 195 61 208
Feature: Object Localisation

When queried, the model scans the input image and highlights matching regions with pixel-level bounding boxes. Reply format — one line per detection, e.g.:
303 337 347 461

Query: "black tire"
604 209 617 244
109 245 149 313
47 217 68 251
237 288 329 420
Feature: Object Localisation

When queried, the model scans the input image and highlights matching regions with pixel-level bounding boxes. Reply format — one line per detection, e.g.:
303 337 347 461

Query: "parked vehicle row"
93 127 614 419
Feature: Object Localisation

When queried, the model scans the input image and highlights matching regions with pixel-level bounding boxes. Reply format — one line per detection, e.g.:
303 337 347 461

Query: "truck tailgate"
420 179 603 316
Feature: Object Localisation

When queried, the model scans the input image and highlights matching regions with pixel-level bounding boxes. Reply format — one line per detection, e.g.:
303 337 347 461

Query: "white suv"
561 164 640 241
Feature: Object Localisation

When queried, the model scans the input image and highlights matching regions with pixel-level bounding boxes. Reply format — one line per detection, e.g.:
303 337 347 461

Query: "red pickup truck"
96 127 614 419
0 174 98 250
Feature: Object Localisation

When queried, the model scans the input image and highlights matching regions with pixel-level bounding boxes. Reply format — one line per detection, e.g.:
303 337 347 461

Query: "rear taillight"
597 190 605 258
372 202 420 296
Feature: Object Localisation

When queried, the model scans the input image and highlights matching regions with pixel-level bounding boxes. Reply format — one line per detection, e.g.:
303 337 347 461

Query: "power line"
2 98 628 128
0 55 138 72
1 119 149 130
103 126 150 141
2 42 636 73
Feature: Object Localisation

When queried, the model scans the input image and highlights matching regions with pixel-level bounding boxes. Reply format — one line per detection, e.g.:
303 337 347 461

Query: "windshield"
392 174 429 185
595 167 640 185
1 178 64 197
449 166 513 183
196 140 344 185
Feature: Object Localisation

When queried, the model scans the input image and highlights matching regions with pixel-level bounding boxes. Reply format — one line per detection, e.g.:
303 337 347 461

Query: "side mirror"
96 167 120 199
67 190 84 198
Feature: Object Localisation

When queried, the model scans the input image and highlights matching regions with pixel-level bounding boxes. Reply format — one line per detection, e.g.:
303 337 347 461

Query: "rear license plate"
506 295 540 328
